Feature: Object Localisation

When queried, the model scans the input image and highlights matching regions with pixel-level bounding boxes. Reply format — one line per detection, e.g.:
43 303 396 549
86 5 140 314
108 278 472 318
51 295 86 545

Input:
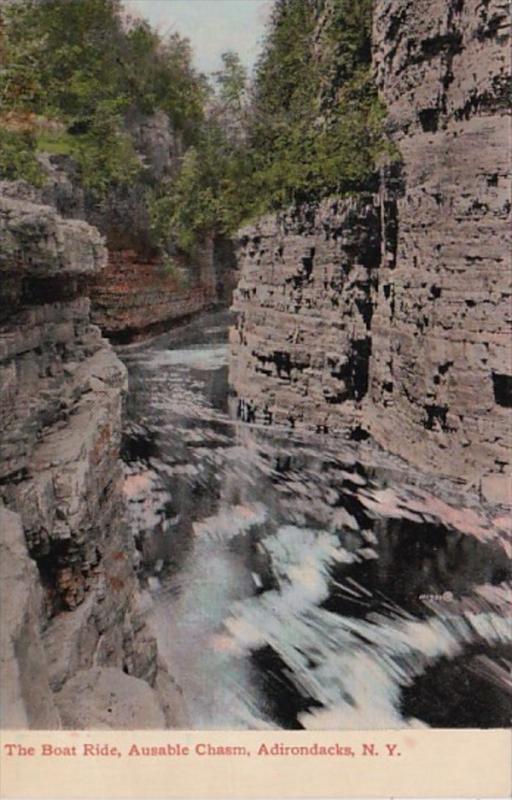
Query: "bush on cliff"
247 0 389 209
150 0 395 245
0 129 43 186
0 0 395 258
149 51 254 254
0 0 206 197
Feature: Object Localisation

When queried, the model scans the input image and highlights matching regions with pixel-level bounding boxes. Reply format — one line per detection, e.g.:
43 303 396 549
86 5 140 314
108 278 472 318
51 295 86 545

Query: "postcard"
0 0 510 798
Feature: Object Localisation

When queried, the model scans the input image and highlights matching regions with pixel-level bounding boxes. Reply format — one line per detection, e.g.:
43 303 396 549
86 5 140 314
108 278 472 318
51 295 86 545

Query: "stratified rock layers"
230 0 511 503
89 238 237 343
230 198 381 434
0 193 161 727
368 0 511 500
90 247 217 342
37 110 235 341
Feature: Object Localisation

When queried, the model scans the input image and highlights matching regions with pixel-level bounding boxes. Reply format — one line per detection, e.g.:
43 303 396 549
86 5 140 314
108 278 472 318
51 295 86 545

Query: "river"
118 311 511 730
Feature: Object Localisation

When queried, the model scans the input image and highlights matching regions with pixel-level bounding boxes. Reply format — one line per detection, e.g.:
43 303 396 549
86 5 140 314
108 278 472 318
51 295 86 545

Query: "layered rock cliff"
38 111 235 341
230 197 380 434
0 190 181 727
230 0 511 505
89 247 217 343
367 0 511 502
88 236 237 343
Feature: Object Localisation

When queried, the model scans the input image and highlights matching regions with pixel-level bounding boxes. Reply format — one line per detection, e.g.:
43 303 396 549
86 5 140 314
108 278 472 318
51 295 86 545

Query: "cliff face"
367 0 511 501
39 111 182 253
89 247 217 343
230 197 380 434
230 0 511 504
39 112 234 341
88 235 239 343
0 191 171 727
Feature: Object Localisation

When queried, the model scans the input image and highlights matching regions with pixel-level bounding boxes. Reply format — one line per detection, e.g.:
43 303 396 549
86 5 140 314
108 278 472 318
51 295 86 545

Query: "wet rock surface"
121 311 511 730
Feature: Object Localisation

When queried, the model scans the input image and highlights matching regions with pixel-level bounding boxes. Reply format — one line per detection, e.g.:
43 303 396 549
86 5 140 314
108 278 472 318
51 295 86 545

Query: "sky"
123 0 272 75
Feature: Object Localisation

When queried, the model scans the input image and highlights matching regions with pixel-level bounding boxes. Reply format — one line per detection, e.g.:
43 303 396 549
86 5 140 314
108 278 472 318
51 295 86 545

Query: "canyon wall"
39 112 234 341
367 0 511 501
89 246 217 343
230 197 380 435
0 190 176 727
89 235 238 342
230 0 511 504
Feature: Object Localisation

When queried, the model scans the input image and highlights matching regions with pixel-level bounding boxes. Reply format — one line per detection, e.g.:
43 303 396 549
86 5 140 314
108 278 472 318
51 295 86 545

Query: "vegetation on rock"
0 128 43 185
150 0 394 249
149 50 252 254
1 0 395 256
246 0 391 210
0 0 206 194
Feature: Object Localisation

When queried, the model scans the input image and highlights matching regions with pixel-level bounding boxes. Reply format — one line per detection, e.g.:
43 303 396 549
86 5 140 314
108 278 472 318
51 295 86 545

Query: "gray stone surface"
0 194 106 277
230 0 511 504
54 667 166 729
0 188 163 727
0 507 61 728
129 109 182 182
230 197 380 434
368 0 512 492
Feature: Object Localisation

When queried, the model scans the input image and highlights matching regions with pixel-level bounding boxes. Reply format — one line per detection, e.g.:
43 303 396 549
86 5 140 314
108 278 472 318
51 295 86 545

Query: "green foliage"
1 0 206 126
149 51 254 254
0 129 43 185
247 0 392 209
1 0 124 118
159 255 190 288
34 130 76 157
70 102 142 194
1 0 397 258
150 146 217 255
0 0 206 196
33 104 141 193
213 51 248 114
252 0 317 124
151 0 394 251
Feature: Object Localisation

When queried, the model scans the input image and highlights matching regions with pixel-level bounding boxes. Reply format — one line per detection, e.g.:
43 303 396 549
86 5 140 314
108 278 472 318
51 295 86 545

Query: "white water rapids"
119 312 512 730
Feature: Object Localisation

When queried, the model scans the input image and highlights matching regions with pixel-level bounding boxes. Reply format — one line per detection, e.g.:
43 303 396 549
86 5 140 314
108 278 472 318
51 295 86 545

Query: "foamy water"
119 311 512 729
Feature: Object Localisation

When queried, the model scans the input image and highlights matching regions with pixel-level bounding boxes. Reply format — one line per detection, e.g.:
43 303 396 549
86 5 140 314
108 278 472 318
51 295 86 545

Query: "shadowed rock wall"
230 0 511 504
90 246 217 343
230 198 380 434
38 111 234 341
0 192 177 727
368 0 511 502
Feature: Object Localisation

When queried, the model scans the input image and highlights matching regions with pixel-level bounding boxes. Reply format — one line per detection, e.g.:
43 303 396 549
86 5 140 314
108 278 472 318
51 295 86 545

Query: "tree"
1 0 394 254
214 51 248 113
245 0 388 208
0 0 207 190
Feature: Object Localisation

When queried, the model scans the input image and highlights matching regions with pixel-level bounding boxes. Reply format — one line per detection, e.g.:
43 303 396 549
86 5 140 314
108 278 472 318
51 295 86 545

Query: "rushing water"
119 311 512 730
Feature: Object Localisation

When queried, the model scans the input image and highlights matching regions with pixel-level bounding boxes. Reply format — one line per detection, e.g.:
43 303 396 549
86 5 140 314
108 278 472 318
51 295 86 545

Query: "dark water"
119 311 512 730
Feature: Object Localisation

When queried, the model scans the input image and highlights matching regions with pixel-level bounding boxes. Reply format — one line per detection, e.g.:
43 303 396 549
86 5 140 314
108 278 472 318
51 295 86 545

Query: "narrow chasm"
118 310 511 729
1 0 510 739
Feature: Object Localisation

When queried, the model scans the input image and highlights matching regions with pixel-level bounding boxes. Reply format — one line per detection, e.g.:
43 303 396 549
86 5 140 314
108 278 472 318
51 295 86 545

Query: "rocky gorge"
36 111 237 341
0 0 511 732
